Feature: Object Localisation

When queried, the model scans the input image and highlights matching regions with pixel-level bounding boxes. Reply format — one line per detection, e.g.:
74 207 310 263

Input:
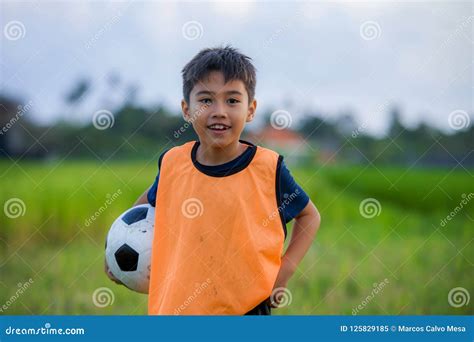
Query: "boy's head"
181 46 257 149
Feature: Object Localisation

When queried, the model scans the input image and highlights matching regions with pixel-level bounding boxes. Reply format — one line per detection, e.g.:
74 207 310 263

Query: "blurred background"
0 1 472 315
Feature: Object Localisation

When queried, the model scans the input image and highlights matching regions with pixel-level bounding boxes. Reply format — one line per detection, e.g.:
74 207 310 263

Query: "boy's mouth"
207 124 231 131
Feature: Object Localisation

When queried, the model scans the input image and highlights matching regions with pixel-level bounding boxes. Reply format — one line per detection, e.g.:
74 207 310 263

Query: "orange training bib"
148 141 285 315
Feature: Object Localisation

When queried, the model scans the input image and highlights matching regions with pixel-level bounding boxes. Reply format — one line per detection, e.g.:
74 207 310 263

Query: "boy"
106 46 321 315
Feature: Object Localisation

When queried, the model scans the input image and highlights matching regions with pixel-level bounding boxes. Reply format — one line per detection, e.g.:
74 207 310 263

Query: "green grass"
0 161 472 315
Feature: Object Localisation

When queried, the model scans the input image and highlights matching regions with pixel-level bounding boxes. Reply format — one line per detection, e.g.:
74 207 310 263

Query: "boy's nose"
211 103 227 118
211 111 227 119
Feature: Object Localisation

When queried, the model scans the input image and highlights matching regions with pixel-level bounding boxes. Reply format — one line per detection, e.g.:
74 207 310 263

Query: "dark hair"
181 45 257 104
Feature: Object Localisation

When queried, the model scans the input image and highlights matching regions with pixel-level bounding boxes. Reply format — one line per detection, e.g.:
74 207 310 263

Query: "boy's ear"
181 99 191 122
246 99 257 122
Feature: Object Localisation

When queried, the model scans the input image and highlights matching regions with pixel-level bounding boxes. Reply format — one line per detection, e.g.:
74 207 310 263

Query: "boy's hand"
104 259 123 285
268 261 293 308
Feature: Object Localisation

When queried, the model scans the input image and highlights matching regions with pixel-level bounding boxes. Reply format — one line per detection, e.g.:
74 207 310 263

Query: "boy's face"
181 71 256 149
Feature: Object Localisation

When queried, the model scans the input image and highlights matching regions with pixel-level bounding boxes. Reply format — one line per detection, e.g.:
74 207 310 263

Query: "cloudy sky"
1 0 472 136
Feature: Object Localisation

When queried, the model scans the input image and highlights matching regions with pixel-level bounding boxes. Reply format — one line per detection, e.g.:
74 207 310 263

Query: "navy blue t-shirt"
147 140 309 224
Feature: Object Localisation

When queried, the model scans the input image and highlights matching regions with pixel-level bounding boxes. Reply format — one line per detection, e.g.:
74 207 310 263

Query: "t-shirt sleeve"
278 159 310 223
147 149 168 207
147 174 159 207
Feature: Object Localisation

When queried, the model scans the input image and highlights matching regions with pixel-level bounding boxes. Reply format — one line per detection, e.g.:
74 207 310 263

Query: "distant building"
244 126 310 164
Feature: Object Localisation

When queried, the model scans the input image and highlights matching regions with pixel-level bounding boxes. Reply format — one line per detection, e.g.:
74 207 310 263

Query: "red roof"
248 126 305 146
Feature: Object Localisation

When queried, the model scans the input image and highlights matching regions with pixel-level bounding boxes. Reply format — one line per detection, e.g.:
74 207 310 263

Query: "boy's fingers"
108 271 122 284
105 263 123 285
268 296 279 308
269 288 288 308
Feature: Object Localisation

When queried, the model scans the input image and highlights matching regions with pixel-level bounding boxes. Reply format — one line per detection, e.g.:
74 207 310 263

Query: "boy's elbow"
313 202 321 226
309 202 321 232
296 200 321 234
305 200 320 220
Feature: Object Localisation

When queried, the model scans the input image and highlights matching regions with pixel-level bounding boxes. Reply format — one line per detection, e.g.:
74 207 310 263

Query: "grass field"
0 160 472 315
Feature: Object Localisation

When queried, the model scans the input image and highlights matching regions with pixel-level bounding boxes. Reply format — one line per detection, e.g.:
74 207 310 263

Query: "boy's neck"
196 140 246 166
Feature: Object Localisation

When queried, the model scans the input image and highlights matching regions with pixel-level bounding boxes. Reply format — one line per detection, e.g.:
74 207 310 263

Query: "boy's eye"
227 98 240 104
199 98 212 105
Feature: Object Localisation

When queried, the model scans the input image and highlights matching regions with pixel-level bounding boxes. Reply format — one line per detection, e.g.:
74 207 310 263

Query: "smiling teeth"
209 124 228 129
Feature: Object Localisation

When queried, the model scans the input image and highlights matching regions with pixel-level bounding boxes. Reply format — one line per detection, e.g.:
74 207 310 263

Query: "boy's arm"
270 200 321 307
133 186 151 206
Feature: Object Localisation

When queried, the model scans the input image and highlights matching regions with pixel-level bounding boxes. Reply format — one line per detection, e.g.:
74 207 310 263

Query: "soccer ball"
105 204 155 294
